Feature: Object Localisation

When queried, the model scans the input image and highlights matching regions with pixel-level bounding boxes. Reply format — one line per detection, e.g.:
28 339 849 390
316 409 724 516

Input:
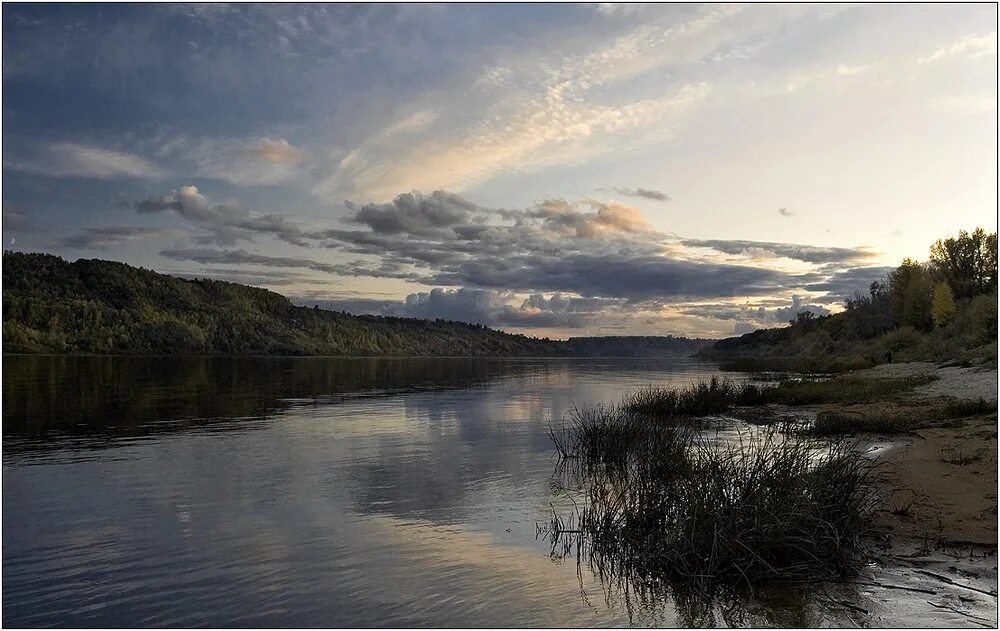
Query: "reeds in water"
544 402 880 589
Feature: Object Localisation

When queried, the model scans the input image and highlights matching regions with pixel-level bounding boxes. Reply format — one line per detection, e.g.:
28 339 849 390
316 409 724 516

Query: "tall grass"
618 374 938 422
544 404 879 589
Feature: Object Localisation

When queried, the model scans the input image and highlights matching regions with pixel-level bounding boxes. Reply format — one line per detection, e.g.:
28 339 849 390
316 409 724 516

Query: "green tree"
930 281 957 328
928 228 998 300
888 259 932 330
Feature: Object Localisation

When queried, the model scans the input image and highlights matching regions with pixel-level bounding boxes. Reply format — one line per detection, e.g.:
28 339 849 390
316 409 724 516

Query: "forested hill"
2 252 562 355
2 252 709 357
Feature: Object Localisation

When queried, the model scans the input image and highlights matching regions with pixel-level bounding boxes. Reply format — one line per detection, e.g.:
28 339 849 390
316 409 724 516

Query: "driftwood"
913 569 998 598
925 601 995 627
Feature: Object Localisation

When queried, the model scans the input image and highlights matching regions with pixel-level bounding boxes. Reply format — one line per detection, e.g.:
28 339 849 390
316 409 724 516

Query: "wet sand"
843 362 998 626
857 362 998 546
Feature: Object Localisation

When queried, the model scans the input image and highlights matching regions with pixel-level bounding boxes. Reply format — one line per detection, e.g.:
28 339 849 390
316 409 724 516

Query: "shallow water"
3 356 996 627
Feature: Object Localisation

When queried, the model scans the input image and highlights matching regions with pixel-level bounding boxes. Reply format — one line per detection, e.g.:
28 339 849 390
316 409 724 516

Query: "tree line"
704 228 998 371
2 252 706 357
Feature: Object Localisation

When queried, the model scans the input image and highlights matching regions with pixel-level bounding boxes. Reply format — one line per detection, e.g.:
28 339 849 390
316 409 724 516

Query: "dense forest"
2 252 707 357
700 229 998 372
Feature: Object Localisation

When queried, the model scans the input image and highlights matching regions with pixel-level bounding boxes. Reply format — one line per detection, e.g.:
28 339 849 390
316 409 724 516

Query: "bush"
876 326 924 353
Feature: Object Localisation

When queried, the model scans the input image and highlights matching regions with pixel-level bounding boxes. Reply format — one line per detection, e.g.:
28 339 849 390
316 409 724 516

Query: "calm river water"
3 356 994 627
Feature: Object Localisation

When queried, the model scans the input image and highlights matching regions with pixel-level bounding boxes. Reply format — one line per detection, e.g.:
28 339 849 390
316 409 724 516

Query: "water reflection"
3 355 548 456
12 356 839 627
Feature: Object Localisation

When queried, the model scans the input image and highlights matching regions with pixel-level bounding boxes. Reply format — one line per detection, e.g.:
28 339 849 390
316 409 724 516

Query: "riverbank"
857 362 998 547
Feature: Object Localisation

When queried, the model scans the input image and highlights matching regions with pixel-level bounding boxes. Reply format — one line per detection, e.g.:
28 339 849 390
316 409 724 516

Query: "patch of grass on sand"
811 410 913 435
938 397 995 419
809 397 996 436
760 374 938 406
939 448 985 465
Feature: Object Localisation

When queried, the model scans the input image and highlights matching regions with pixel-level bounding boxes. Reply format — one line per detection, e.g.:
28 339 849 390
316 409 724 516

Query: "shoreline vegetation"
543 367 998 618
699 229 997 374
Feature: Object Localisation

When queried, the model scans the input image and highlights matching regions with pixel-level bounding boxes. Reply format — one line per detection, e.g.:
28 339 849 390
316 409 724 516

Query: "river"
3 356 995 627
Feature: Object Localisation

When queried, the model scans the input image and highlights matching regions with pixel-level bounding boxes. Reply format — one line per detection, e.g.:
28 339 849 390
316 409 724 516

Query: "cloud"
803 265 896 301
3 205 29 230
835 64 871 76
388 287 600 328
5 143 165 179
248 138 302 164
346 190 482 237
683 294 831 335
109 187 883 332
295 287 623 329
529 199 651 238
778 207 793 217
310 4 751 199
62 226 185 250
918 32 997 64
159 247 352 275
152 134 304 185
682 238 876 264
134 185 307 245
168 267 340 288
316 82 709 200
609 187 671 202
311 192 807 301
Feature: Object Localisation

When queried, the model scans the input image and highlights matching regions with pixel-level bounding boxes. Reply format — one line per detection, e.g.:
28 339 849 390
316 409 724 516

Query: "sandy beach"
855 363 998 547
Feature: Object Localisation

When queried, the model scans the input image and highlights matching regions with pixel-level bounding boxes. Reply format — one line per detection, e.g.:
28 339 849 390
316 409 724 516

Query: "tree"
888 259 932 330
928 228 998 300
931 281 957 328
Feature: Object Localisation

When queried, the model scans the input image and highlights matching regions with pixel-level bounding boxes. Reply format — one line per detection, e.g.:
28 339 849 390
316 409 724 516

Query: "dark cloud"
119 189 875 324
62 226 183 250
303 192 816 301
3 205 29 231
683 295 831 335
135 185 308 246
167 268 338 287
682 238 876 264
345 190 482 237
159 248 353 275
422 251 801 301
804 265 895 301
610 187 671 202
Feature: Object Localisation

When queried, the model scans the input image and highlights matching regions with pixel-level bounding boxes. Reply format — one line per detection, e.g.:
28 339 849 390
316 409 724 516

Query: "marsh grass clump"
939 447 985 465
939 397 995 418
624 377 756 417
811 410 914 436
544 405 879 588
617 374 938 423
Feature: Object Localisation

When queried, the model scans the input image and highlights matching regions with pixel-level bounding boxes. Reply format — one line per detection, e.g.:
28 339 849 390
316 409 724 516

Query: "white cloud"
835 63 872 76
917 32 997 64
5 143 165 179
153 134 304 185
311 5 761 200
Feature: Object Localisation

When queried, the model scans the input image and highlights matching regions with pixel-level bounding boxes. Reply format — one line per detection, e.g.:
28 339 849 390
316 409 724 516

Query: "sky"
3 3 997 339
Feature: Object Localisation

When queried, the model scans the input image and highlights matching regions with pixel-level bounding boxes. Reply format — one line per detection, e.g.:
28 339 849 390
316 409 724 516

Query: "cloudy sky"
3 3 997 338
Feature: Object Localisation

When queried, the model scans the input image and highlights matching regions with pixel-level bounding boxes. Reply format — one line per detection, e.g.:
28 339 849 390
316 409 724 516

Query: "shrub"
876 326 924 353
